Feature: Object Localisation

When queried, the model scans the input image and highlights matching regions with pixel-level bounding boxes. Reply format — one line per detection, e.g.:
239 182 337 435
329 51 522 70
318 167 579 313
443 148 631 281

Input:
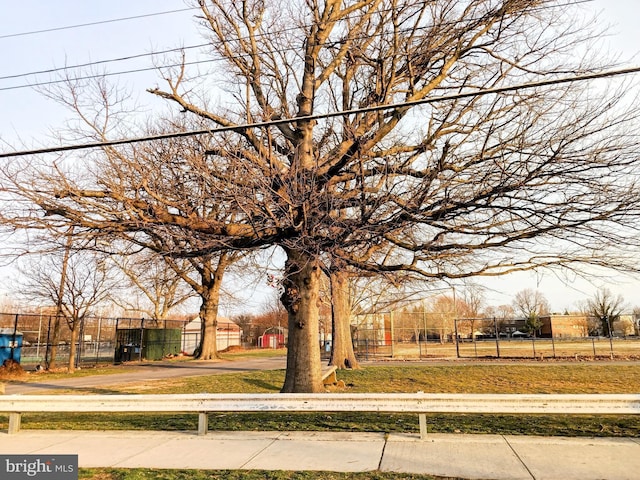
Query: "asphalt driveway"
4 357 287 394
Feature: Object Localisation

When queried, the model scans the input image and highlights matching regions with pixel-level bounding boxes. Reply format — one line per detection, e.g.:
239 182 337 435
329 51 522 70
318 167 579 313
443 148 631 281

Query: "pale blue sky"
1 1 200 147
1 1 640 312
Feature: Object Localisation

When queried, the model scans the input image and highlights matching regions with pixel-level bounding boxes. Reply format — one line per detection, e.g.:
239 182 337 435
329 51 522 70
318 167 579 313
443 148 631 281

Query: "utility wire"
0 44 210 82
1 65 638 159
1 0 593 87
0 59 213 92
0 7 198 40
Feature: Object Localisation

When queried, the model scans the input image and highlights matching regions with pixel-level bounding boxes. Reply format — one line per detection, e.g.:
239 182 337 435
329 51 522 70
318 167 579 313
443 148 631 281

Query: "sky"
1 0 640 314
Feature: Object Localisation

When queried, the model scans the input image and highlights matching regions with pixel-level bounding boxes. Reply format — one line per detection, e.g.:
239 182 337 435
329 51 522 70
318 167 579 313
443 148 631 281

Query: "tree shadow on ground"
242 378 281 392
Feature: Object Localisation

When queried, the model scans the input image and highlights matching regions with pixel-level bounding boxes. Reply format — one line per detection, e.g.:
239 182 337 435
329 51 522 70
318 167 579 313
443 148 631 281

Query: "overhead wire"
0 7 199 40
1 0 595 90
0 60 213 92
1 64 638 159
0 44 210 82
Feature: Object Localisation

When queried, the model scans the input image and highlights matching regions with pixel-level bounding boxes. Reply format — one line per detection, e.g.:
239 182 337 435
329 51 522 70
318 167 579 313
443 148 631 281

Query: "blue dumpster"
0 328 23 364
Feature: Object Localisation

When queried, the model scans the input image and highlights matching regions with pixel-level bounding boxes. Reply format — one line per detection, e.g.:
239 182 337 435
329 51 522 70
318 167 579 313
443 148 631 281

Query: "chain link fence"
0 312 189 369
353 311 640 360
4 309 639 367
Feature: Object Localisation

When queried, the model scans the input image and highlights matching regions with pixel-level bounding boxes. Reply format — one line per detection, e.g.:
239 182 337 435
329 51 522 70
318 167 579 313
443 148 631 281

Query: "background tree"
0 295 20 314
633 307 640 336
231 313 255 345
329 265 434 368
587 288 626 337
20 249 114 372
425 294 458 343
513 289 549 337
484 304 516 334
239 296 289 347
328 264 358 369
112 251 196 321
513 289 550 318
460 283 486 340
4 0 640 392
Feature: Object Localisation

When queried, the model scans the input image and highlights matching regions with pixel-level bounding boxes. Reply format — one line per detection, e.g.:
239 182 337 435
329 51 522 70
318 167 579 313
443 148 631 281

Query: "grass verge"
79 469 455 480
2 364 639 437
5 362 639 480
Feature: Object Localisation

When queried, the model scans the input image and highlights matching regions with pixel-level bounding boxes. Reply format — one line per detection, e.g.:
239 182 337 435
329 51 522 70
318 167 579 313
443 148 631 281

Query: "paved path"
4 357 287 394
2 429 639 479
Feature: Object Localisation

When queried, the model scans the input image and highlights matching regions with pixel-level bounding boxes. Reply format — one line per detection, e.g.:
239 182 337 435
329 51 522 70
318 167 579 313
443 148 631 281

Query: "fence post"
419 414 427 440
36 309 43 361
139 318 145 362
390 311 395 358
76 318 85 369
10 314 19 361
606 316 614 358
8 413 21 434
454 319 460 358
44 316 52 369
198 412 208 435
494 317 500 358
531 337 536 358
423 310 428 358
95 316 102 364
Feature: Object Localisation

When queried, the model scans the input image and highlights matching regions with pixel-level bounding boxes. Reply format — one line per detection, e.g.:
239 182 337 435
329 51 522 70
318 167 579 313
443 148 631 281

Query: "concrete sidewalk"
1 430 639 479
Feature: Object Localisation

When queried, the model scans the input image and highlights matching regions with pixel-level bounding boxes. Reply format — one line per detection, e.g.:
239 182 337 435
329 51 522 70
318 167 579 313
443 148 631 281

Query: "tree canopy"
3 0 640 391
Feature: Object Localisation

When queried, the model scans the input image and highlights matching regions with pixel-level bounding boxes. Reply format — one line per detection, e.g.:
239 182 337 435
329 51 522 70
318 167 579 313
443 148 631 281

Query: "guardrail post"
198 412 208 436
419 414 427 440
8 412 21 434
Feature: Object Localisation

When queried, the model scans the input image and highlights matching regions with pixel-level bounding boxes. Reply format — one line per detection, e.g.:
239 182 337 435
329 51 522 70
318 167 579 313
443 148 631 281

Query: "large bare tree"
587 287 626 336
112 251 196 321
512 288 550 336
20 248 113 372
3 0 640 391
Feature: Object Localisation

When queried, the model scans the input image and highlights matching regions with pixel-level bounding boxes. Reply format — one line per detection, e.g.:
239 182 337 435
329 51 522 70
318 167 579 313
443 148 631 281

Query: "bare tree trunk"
47 230 73 370
194 254 228 360
197 291 221 360
329 269 359 370
46 316 62 370
280 249 323 393
67 323 79 373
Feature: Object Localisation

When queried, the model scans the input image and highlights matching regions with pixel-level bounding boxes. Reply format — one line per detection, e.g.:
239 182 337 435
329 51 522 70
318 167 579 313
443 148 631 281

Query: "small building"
497 319 528 337
539 315 589 338
181 317 242 354
258 326 286 349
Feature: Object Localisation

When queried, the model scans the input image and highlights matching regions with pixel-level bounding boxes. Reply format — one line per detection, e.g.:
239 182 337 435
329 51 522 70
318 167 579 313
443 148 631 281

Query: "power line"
1 65 638 159
0 44 210 82
1 0 593 89
0 7 198 40
0 59 214 92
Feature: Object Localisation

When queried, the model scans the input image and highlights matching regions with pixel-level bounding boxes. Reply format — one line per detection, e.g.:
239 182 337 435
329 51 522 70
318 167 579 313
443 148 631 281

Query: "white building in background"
615 315 637 337
181 317 242 354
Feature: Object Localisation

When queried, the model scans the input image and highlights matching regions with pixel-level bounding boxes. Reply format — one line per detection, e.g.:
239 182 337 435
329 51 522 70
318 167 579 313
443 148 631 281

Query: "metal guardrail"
2 392 639 438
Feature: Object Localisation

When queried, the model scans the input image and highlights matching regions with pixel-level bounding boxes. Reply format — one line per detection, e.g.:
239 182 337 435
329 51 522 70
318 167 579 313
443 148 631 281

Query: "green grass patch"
78 469 449 480
338 364 640 394
4 363 142 382
3 363 639 437
118 364 640 395
9 410 639 438
219 348 287 360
